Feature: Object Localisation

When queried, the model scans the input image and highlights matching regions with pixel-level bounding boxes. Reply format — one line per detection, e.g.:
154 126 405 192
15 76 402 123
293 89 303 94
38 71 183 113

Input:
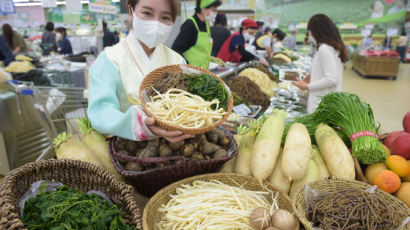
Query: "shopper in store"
103 21 117 48
397 30 408 62
217 19 269 65
362 34 374 50
272 30 286 53
2 24 28 54
88 0 193 143
292 14 348 113
255 29 285 58
172 0 221 69
55 27 73 55
211 13 231 56
41 22 56 56
0 35 15 67
253 21 265 43
286 30 297 51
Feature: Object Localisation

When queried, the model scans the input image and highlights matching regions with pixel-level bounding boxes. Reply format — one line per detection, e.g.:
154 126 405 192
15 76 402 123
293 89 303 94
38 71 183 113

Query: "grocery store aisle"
342 63 410 133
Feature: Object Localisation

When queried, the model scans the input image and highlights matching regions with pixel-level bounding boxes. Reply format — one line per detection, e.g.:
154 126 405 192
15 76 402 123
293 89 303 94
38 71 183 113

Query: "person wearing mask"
172 0 221 69
217 19 268 65
88 0 192 143
41 22 56 55
2 24 28 54
397 30 408 62
362 34 374 50
292 14 349 114
255 28 283 58
103 21 117 48
55 27 73 55
286 30 297 51
272 30 286 52
0 35 15 66
210 13 231 56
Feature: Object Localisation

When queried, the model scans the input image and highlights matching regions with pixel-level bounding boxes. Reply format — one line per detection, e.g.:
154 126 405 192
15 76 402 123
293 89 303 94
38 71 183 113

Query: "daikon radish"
311 145 330 179
219 157 236 173
77 118 123 181
54 133 102 166
268 150 291 194
315 124 355 180
251 110 286 182
281 123 311 181
235 133 255 176
289 159 319 199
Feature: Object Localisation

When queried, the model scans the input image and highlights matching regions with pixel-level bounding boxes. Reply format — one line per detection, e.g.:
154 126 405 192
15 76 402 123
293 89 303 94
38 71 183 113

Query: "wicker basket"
139 64 233 135
293 178 410 230
109 129 238 197
0 159 142 230
142 173 294 230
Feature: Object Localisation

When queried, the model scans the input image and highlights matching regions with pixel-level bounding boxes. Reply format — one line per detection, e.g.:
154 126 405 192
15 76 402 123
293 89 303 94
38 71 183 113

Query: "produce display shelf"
352 53 400 80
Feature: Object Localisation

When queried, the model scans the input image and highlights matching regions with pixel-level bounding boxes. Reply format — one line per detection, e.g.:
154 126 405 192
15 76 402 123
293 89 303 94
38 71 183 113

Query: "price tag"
233 104 251 116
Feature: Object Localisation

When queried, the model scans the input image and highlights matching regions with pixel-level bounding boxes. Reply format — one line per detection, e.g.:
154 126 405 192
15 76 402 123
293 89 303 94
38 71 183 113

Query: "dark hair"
402 30 406 36
256 21 264 28
127 0 178 21
308 14 349 63
195 0 222 13
272 28 281 36
214 13 227 26
276 31 286 41
45 22 54 31
2 24 13 49
103 21 107 30
55 27 67 38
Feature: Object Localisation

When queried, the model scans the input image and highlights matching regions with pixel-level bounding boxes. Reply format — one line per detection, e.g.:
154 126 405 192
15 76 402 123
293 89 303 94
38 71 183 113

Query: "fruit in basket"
251 207 271 230
384 131 404 150
395 182 410 208
392 133 410 160
386 155 410 177
403 112 410 133
365 163 388 185
374 170 401 194
402 161 410 182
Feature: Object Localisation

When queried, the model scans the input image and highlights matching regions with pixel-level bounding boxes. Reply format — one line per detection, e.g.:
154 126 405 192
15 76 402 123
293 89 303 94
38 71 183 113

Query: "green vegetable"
22 185 133 230
232 91 246 106
186 73 229 110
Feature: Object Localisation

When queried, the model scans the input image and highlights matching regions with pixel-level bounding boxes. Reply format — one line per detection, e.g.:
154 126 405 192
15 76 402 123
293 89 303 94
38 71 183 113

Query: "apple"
403 112 410 133
392 133 410 160
384 131 404 150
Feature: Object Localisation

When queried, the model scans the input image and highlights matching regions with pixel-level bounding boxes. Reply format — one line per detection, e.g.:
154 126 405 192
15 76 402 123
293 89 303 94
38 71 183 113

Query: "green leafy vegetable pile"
186 73 229 110
22 185 133 230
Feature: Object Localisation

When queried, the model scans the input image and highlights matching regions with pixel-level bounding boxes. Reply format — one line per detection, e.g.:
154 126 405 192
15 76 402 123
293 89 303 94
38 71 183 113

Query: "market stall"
352 50 400 80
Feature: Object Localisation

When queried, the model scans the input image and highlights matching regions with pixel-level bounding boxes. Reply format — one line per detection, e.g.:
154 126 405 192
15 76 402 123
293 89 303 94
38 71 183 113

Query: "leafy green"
22 185 134 230
186 73 229 110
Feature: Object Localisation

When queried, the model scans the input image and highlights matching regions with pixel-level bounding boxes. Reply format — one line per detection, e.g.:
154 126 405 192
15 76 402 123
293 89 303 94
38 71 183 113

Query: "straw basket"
0 159 142 230
109 128 238 197
142 173 294 230
139 64 233 135
293 178 410 230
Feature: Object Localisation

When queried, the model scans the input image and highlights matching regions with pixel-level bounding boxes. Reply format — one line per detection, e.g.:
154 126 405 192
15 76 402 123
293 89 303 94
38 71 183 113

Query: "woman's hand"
258 57 269 66
292 77 309 91
145 117 194 143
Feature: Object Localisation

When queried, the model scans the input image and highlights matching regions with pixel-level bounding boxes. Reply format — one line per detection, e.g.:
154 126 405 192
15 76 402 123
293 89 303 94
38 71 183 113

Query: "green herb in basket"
186 73 229 110
22 185 134 230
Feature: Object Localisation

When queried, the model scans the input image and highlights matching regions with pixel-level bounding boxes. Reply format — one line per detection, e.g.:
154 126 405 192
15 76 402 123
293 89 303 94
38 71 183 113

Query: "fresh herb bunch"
186 73 229 110
22 185 134 230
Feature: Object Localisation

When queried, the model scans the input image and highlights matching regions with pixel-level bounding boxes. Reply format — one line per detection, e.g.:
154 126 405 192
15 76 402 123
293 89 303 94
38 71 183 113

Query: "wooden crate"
352 53 399 78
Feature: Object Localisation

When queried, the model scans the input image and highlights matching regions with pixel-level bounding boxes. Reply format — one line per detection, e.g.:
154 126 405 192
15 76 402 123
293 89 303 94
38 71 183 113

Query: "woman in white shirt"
293 14 349 113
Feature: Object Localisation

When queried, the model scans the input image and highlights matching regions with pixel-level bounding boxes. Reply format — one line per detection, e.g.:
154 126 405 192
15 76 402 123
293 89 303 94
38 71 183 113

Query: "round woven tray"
139 64 233 135
142 173 294 230
293 178 410 230
0 159 142 230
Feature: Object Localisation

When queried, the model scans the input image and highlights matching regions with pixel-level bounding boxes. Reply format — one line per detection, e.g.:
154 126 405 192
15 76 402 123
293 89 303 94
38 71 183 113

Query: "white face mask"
272 37 278 43
205 11 217 22
56 33 62 41
243 32 253 42
132 10 173 49
309 35 317 46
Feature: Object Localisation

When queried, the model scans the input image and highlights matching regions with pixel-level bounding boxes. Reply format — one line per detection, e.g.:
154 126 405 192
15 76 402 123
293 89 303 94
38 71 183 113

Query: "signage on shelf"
89 0 116 14
42 0 57 8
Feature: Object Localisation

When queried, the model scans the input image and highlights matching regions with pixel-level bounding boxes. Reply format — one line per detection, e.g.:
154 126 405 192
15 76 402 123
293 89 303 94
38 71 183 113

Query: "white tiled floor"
342 63 410 133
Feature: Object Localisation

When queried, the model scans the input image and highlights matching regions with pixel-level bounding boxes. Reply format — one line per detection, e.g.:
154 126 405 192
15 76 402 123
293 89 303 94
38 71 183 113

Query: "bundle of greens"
283 92 386 165
22 185 133 230
186 73 229 110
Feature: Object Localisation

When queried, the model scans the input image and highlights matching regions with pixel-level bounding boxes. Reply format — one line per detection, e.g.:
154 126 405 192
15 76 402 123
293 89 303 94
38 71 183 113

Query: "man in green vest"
172 0 222 69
